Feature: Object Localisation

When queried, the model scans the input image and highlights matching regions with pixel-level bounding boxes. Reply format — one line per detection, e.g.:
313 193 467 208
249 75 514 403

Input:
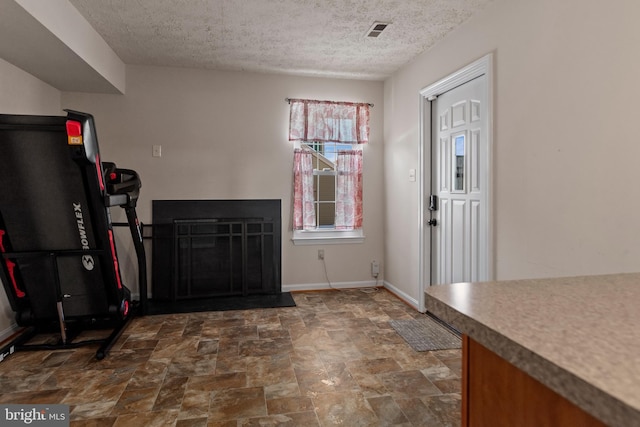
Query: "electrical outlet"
318 249 324 260
152 145 162 157
371 260 379 277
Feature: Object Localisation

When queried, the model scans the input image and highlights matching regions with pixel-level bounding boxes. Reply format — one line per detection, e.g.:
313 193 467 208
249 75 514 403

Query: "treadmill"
0 110 146 360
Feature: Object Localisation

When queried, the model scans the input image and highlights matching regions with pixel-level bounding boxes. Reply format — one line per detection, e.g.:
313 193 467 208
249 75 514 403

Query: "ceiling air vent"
366 22 389 38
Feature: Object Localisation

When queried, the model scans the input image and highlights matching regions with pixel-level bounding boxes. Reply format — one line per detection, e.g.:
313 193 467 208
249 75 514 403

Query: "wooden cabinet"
462 335 606 427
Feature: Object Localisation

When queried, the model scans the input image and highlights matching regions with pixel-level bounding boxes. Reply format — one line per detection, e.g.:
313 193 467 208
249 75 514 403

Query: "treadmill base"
0 314 133 363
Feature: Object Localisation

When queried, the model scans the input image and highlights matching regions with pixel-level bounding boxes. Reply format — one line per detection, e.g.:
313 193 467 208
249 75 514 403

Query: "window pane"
453 134 465 192
301 141 356 230
317 175 335 201
323 142 352 164
318 202 336 227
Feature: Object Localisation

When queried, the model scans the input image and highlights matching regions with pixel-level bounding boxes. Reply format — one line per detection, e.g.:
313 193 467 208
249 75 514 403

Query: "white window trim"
292 228 365 245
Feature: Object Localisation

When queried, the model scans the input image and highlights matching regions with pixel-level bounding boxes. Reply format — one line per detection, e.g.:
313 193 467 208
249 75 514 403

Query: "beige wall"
384 0 640 303
62 65 385 294
0 58 61 115
0 58 62 338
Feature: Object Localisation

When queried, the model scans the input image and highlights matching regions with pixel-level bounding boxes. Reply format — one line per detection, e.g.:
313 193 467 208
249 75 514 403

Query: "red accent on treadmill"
108 230 123 289
6 260 26 298
65 120 82 136
0 230 26 298
95 153 105 192
123 300 129 317
109 172 117 181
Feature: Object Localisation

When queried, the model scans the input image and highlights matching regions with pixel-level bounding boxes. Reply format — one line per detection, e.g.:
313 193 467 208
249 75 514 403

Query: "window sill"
292 229 365 245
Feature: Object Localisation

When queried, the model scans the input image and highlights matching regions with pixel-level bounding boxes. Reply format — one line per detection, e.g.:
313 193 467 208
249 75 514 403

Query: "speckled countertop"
425 273 640 427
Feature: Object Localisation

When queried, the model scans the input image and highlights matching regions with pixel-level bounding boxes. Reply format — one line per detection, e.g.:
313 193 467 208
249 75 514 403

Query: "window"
305 141 355 228
289 99 370 244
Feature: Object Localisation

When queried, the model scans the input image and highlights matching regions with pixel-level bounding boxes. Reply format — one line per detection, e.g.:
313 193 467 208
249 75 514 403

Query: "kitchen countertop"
425 273 640 427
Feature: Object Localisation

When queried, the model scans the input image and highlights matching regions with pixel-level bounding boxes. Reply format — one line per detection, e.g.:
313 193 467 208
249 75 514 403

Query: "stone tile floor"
0 289 461 426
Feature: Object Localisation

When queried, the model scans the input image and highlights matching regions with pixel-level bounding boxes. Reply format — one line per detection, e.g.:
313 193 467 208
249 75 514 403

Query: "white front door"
418 54 493 311
430 74 489 285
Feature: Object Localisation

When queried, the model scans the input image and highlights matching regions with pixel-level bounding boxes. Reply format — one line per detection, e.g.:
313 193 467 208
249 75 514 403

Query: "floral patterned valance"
288 99 370 144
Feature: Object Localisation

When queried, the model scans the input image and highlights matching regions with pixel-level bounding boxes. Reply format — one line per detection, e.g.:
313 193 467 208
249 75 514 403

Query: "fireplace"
152 200 281 301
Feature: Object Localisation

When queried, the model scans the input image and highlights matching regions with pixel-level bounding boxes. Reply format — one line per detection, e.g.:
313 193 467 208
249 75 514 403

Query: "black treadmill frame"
0 110 146 361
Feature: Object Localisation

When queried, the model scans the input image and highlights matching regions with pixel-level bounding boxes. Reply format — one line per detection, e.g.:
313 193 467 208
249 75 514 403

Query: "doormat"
147 292 296 315
389 317 461 351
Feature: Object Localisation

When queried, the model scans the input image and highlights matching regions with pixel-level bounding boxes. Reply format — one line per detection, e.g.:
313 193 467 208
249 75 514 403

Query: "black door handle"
427 219 438 226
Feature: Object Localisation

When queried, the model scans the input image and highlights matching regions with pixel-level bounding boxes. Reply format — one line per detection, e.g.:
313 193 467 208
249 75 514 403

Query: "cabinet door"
462 336 606 427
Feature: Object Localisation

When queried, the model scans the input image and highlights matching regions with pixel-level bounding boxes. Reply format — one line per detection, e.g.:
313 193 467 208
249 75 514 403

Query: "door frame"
417 54 494 312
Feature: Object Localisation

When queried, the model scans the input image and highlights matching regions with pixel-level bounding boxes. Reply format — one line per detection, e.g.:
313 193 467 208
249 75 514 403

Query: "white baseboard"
0 323 19 344
283 280 380 292
382 280 420 311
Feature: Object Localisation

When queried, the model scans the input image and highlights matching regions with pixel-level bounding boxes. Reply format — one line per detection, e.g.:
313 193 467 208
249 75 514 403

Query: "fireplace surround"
152 200 281 302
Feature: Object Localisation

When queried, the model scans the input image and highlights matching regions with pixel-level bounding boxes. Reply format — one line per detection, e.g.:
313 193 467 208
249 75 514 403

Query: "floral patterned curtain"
289 99 370 144
292 148 316 230
335 150 363 230
291 99 369 231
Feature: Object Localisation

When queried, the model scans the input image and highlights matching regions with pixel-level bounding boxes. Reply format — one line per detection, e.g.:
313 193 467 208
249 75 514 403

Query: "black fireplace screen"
174 218 275 298
152 200 281 301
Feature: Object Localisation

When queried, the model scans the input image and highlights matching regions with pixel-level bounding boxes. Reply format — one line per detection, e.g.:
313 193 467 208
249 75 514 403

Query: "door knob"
427 219 438 226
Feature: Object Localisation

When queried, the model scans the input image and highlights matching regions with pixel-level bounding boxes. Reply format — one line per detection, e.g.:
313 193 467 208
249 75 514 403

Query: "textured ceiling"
68 0 493 81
